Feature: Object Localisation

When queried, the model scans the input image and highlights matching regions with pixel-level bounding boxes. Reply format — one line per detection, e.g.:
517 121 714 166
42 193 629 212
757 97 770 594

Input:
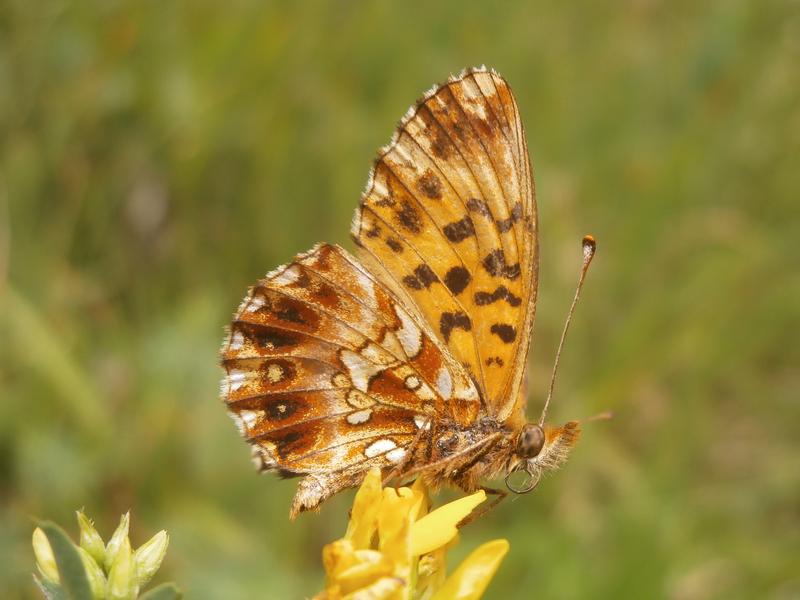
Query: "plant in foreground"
32 510 180 600
315 468 509 600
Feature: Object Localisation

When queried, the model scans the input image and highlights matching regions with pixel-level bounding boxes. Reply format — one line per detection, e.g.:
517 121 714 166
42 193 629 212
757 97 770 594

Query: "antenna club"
582 235 596 264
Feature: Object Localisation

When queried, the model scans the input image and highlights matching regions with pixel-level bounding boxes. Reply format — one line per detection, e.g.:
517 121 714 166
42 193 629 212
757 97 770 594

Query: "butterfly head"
505 421 581 494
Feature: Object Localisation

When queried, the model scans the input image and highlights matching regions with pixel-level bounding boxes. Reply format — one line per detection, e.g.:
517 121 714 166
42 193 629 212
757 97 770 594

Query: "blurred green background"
2 1 798 598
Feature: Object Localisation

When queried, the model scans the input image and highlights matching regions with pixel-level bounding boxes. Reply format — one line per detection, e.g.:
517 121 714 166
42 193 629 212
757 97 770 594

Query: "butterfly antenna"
584 410 613 423
539 235 597 427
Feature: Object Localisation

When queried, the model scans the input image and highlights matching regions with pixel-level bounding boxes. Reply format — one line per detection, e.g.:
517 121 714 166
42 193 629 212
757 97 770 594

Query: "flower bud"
32 527 60 584
76 546 107 599
104 511 130 572
134 530 169 587
76 510 106 566
106 536 138 600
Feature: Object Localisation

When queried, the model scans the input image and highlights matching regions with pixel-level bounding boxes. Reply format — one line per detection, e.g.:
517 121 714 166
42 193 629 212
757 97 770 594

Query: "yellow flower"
315 469 509 600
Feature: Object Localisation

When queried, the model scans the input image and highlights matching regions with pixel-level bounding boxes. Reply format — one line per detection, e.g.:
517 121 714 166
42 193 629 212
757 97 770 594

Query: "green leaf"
138 582 183 600
40 522 93 600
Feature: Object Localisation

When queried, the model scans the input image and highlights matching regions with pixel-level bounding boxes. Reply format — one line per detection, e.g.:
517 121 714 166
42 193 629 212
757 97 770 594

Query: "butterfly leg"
403 432 503 481
456 486 507 528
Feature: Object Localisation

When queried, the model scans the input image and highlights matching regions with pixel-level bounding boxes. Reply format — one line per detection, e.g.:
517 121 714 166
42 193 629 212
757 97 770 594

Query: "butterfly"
221 66 594 519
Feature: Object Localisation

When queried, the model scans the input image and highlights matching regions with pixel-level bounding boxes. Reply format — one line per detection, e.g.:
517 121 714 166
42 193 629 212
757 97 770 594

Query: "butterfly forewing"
351 68 537 420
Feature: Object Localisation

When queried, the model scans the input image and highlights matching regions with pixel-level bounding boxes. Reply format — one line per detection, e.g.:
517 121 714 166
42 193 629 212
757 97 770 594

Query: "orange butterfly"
221 67 596 518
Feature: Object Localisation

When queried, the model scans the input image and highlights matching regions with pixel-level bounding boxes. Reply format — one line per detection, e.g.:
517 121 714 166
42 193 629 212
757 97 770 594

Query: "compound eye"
518 424 545 458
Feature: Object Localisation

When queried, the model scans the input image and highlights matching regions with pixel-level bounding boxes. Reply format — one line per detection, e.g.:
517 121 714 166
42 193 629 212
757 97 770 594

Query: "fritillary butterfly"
221 67 590 518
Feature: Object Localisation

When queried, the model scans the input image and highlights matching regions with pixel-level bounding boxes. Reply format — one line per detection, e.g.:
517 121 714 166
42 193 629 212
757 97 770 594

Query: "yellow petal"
410 478 430 520
377 488 415 572
342 575 404 600
415 547 447 597
345 468 383 549
323 539 359 580
336 552 394 594
430 539 509 600
410 491 486 556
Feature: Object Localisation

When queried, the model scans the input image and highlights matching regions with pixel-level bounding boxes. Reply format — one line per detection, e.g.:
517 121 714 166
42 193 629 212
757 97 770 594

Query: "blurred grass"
1 0 799 598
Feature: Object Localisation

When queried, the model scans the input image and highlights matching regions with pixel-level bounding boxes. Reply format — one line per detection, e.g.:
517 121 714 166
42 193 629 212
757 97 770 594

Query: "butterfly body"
221 67 582 518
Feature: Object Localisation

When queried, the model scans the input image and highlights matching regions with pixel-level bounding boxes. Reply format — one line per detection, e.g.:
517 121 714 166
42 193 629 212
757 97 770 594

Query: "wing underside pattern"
351 67 537 420
221 68 541 515
220 243 481 514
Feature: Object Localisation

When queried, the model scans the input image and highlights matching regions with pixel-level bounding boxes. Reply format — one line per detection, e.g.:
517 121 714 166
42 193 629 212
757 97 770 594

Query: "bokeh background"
2 1 799 598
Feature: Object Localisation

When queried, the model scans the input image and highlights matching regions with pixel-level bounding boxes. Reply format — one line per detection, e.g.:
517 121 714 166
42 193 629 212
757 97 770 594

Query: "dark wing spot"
385 237 403 253
264 395 305 421
467 198 491 218
440 311 472 343
275 305 306 324
431 128 451 159
311 280 340 309
472 117 494 140
254 292 320 329
402 274 423 290
490 323 517 343
403 264 439 290
365 225 381 238
473 286 522 307
417 170 443 200
396 201 422 233
496 202 523 233
272 430 304 458
451 120 467 141
415 264 437 287
443 217 476 243
263 295 311 325
242 324 299 349
314 244 334 270
496 217 514 233
444 266 471 296
485 356 505 367
482 249 521 280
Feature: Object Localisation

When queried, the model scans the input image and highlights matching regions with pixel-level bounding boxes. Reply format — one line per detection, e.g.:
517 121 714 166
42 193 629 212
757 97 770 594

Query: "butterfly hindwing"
221 243 481 515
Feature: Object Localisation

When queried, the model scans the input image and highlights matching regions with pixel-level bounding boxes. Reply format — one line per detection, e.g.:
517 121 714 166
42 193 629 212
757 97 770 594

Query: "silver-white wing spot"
229 330 245 350
346 408 373 425
394 305 422 358
365 438 397 458
271 264 302 286
228 369 246 392
386 447 407 464
340 350 386 393
435 366 453 399
239 409 261 430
